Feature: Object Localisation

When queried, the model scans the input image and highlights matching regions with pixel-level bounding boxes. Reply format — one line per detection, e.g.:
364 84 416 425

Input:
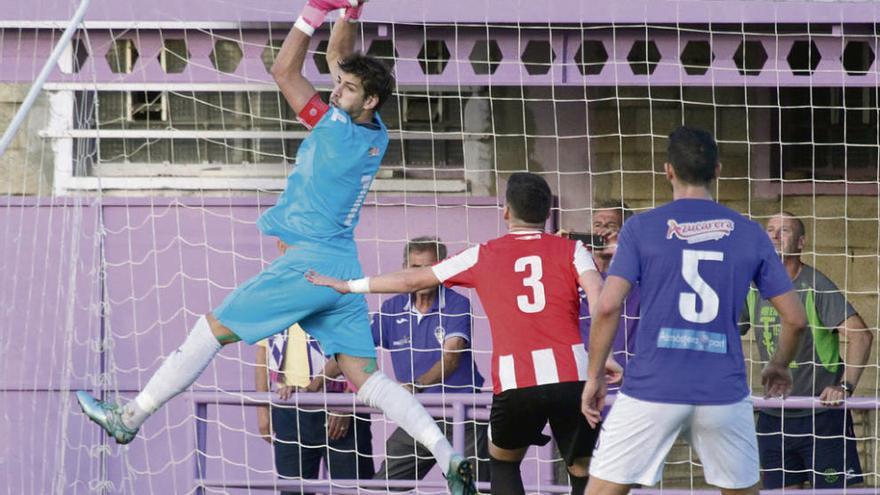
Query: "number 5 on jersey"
679 249 723 323
515 256 546 313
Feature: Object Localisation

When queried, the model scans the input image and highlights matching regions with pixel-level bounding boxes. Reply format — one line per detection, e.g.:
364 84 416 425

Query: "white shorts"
589 392 760 489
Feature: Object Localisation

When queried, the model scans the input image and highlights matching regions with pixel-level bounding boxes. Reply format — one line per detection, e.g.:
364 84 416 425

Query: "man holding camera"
569 200 640 374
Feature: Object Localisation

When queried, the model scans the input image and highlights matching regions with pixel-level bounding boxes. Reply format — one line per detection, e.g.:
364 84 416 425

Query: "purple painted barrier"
6 25 880 86
3 1 880 85
191 392 880 494
4 0 880 24
191 392 566 493
202 478 564 494
12 29 876 87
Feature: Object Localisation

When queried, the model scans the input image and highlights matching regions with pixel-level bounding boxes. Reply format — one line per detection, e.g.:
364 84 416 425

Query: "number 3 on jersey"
679 249 723 323
515 256 546 313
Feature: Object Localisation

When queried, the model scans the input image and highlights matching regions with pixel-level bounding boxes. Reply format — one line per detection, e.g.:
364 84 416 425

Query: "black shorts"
489 381 600 466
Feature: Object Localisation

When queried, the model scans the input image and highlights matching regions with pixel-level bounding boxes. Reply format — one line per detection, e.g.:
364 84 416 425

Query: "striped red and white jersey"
432 231 597 394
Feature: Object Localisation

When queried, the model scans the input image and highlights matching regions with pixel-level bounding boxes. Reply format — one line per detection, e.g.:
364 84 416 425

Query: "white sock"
357 371 457 474
122 316 222 429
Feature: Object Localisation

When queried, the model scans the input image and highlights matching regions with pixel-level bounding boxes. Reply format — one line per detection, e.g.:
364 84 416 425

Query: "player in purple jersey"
582 127 808 495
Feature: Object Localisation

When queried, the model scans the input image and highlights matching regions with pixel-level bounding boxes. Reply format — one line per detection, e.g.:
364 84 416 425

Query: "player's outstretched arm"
271 1 363 114
327 6 361 83
761 290 807 398
306 267 442 294
271 19 318 114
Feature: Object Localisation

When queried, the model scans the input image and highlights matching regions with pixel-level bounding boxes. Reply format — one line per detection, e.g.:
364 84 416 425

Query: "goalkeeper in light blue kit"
76 2 476 492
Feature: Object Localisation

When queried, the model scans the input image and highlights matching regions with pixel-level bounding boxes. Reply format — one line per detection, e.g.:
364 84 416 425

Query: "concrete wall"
0 84 53 195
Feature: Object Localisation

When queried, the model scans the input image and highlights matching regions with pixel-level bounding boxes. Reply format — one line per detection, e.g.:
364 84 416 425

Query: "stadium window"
402 95 444 124
52 88 469 191
129 91 167 122
774 87 878 184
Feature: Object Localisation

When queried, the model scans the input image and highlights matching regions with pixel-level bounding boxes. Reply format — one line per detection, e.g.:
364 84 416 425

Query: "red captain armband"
297 93 330 129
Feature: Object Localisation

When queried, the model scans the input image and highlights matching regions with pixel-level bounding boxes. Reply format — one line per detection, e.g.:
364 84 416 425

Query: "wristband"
347 277 370 293
840 381 855 396
296 0 361 36
295 2 330 36
294 15 320 36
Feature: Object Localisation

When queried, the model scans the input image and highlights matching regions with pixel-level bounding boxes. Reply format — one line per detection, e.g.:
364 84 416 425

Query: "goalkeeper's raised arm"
270 0 365 119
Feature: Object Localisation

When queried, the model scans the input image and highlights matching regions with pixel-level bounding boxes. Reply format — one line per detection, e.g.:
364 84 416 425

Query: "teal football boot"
75 391 139 445
446 454 478 495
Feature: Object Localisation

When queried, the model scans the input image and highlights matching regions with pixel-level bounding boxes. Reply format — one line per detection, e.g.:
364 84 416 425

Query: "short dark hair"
506 172 552 225
338 53 394 112
404 236 447 263
777 211 806 238
593 198 632 223
667 126 719 186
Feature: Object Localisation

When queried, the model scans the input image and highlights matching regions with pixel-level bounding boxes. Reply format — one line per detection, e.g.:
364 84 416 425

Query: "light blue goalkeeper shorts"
213 242 375 358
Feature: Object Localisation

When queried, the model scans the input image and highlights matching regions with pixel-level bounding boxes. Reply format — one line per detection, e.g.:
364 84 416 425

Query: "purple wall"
0 197 568 494
4 0 880 24
6 26 880 86
3 1 880 86
0 198 102 494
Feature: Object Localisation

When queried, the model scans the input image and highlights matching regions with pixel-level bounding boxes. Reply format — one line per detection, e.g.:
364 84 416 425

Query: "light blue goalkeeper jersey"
257 105 388 249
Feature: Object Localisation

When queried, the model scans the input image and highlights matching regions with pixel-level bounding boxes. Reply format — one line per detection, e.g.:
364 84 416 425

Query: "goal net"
1 0 878 493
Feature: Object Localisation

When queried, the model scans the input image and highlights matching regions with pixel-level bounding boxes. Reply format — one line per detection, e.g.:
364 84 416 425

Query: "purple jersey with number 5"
608 198 792 405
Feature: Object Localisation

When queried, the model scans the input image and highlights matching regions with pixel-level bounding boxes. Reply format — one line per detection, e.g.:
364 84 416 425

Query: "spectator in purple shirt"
372 236 489 485
577 200 640 375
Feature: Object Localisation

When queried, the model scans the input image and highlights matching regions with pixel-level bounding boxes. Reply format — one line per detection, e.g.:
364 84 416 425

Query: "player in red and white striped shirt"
308 172 622 495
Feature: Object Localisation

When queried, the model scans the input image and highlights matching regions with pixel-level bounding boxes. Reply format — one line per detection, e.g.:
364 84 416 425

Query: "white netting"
1 1 879 494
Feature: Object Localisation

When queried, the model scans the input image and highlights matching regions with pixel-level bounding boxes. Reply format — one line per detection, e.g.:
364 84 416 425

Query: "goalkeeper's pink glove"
341 3 363 22
296 0 364 36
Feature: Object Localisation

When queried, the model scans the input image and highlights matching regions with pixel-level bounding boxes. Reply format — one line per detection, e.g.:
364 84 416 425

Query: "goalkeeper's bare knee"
206 313 241 346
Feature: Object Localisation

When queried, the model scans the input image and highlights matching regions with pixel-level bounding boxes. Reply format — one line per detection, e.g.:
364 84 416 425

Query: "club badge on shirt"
434 326 446 345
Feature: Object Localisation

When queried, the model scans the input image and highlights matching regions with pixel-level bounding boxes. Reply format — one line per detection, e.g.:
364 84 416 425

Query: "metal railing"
191 391 569 494
191 392 879 494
